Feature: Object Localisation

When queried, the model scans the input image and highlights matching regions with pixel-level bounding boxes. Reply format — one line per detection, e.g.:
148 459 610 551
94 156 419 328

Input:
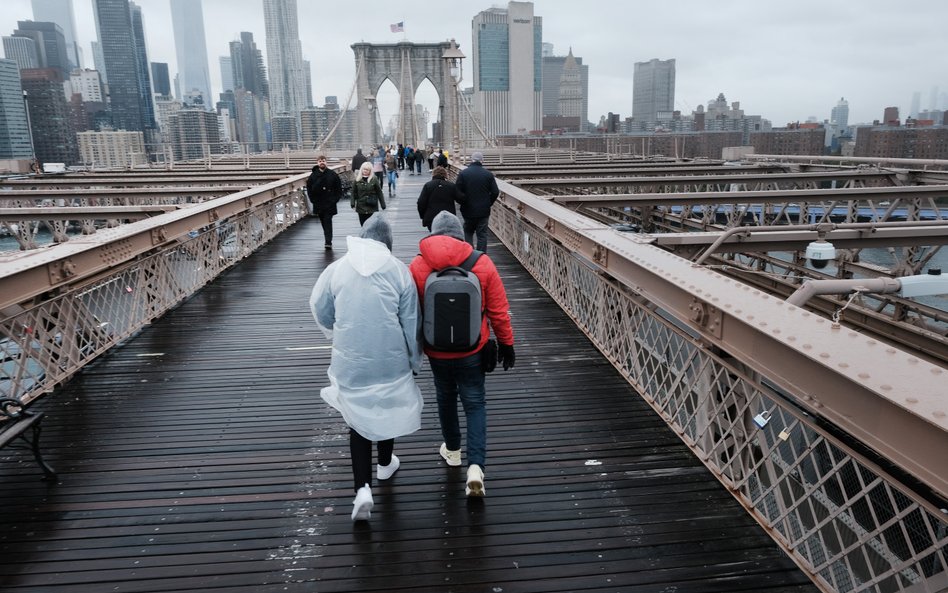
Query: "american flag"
390 22 404 33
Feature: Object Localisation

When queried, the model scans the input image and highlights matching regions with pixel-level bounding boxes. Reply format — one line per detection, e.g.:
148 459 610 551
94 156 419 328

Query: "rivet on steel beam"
151 227 167 244
209 209 220 221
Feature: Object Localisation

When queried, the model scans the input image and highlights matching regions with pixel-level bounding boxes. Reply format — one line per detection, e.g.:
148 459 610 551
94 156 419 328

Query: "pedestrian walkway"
0 166 817 592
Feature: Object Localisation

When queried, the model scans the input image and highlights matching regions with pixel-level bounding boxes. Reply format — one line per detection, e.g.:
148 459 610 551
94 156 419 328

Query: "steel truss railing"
0 175 311 405
489 185 948 593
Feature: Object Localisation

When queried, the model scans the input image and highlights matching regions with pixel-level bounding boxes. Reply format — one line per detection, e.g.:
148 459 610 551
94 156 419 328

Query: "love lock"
753 410 771 429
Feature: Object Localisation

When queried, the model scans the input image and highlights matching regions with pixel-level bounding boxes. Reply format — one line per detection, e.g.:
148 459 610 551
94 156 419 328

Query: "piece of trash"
585 460 602 466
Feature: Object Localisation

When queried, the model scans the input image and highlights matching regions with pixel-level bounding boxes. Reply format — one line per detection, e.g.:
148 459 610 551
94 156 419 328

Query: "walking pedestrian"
351 147 367 172
455 152 500 252
351 162 386 226
414 147 425 174
427 146 435 170
305 154 342 249
409 211 515 497
385 151 398 196
310 214 423 521
416 166 464 231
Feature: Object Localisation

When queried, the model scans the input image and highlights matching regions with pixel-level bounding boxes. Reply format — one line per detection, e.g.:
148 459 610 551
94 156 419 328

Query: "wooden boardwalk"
0 171 819 592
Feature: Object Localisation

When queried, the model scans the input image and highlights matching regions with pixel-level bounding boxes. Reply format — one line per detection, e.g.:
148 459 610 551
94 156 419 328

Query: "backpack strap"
459 250 483 272
459 250 485 315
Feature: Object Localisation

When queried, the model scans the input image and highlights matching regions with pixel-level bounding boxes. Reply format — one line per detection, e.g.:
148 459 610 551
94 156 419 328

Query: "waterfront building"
632 58 675 129
92 0 155 134
170 0 212 110
854 126 948 160
153 96 182 144
31 0 82 70
471 1 542 136
263 0 306 122
749 126 825 156
0 59 34 161
302 59 313 108
76 129 147 168
20 67 78 164
91 41 105 84
1 36 40 70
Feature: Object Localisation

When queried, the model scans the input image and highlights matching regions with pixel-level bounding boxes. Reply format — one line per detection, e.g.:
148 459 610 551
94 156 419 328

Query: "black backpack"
423 251 483 351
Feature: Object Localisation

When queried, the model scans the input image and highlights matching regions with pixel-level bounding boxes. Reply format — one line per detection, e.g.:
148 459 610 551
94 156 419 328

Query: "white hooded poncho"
309 235 423 441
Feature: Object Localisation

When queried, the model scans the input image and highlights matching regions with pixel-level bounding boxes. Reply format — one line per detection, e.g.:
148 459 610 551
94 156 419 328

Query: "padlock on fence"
753 410 771 428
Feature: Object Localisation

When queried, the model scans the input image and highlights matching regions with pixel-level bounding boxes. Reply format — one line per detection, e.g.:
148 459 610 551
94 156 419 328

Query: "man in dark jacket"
351 148 367 172
409 212 515 498
416 166 464 230
455 152 500 252
306 155 342 249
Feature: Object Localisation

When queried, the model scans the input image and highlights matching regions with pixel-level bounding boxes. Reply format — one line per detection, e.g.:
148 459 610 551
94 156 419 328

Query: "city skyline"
0 0 946 129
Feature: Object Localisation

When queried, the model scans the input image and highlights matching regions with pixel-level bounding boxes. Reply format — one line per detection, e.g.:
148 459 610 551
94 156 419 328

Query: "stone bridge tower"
352 40 459 150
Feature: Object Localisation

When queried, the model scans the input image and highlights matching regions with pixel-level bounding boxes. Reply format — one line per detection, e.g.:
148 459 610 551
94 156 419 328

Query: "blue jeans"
428 353 486 467
386 170 397 191
463 216 490 252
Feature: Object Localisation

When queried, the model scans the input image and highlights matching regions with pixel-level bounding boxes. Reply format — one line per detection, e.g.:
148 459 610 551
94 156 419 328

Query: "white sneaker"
377 454 400 481
466 464 485 497
439 443 461 467
351 484 373 521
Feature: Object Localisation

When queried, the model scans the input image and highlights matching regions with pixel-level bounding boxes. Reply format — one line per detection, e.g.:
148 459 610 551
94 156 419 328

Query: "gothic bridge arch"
352 40 458 150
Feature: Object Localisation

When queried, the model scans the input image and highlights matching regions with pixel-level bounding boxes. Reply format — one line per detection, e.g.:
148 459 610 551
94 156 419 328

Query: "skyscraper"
230 32 268 98
31 0 82 70
170 0 212 109
830 97 849 128
2 37 40 70
541 47 589 129
13 21 70 79
0 59 34 160
263 0 306 120
92 0 155 133
128 3 156 127
21 67 78 164
632 58 675 126
151 62 171 97
219 57 234 93
471 1 542 136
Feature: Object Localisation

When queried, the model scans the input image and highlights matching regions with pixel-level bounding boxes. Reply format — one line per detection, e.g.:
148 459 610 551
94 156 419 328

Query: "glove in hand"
498 343 516 371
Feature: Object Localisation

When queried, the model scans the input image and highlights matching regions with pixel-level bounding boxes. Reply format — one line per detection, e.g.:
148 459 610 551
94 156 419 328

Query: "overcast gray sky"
2 0 947 128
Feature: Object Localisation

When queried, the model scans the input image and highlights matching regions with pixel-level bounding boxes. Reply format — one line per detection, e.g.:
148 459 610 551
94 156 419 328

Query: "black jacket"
351 150 367 171
456 162 499 219
417 178 464 228
306 166 342 216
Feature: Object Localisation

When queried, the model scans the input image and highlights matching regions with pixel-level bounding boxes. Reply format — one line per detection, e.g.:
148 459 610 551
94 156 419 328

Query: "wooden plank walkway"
0 171 819 592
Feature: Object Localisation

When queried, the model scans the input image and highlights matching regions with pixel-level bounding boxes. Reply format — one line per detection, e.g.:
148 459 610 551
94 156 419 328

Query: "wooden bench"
0 398 57 480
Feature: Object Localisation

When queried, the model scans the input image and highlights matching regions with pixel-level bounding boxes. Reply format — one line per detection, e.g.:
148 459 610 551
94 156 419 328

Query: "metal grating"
492 205 948 593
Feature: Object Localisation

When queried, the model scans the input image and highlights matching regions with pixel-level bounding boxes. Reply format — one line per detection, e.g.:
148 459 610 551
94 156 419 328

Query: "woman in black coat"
417 166 465 231
306 155 342 249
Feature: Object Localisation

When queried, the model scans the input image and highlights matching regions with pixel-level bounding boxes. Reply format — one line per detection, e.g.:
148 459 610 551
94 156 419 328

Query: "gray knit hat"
471 151 484 162
430 211 464 241
360 213 393 250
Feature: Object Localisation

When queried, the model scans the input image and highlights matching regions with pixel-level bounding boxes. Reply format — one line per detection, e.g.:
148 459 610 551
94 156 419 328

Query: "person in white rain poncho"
309 213 423 522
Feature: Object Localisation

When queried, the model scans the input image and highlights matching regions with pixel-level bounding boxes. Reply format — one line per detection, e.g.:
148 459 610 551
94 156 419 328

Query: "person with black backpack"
409 212 515 498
